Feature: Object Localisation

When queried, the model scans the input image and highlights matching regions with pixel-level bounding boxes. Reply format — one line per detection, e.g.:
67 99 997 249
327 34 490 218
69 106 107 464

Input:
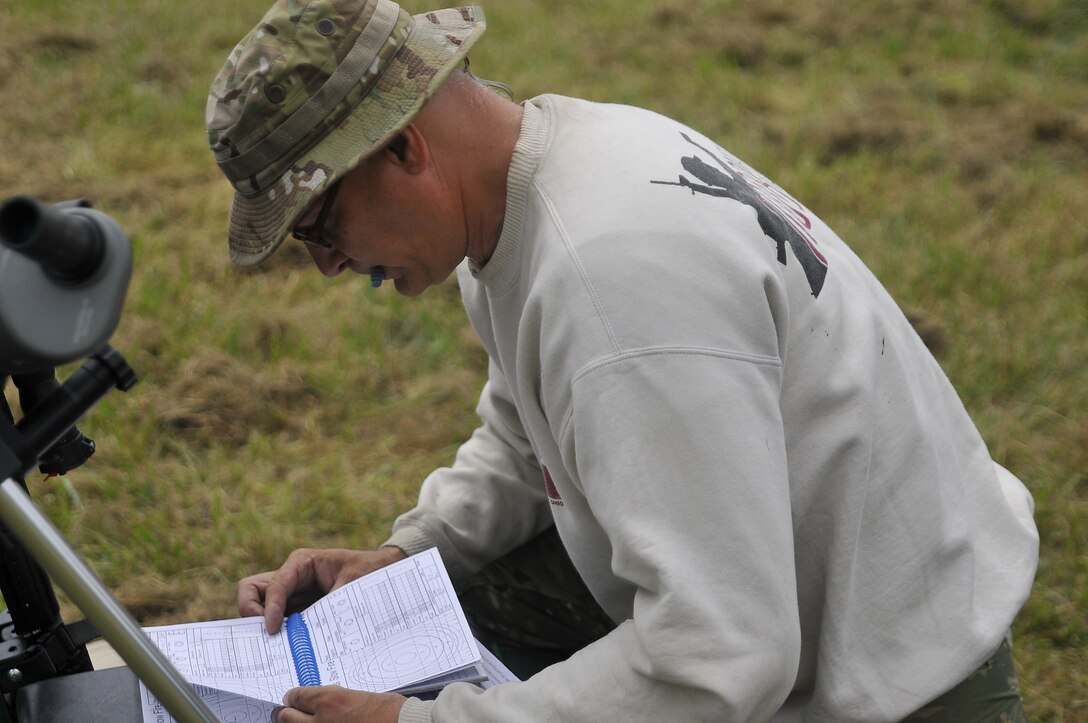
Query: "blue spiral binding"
286 613 322 686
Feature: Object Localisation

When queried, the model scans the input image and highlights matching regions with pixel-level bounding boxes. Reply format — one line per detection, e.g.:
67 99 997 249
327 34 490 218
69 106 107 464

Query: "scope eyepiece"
0 196 132 373
0 196 104 283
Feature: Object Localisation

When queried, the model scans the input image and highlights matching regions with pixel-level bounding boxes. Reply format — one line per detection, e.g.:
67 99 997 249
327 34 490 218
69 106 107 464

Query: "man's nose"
306 244 346 277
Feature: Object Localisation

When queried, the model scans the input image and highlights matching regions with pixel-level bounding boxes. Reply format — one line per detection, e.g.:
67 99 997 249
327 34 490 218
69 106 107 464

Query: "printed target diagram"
305 550 477 692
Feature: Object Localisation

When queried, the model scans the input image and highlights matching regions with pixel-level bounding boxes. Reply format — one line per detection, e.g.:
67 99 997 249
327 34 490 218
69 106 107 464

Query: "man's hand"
238 546 407 634
272 686 406 723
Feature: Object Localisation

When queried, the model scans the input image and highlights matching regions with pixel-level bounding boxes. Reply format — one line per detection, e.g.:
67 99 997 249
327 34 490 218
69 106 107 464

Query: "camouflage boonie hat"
207 0 486 266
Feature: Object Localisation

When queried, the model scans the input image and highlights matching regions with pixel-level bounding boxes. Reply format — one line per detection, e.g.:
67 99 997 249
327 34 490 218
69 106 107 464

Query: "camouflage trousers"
456 526 1028 722
901 632 1028 722
456 525 617 680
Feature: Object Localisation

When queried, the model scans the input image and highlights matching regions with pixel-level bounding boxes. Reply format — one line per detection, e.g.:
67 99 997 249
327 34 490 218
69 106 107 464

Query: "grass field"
1 0 1085 718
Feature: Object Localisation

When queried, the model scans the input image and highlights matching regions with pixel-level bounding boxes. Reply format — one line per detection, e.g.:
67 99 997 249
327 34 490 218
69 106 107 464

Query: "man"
208 1 1040 721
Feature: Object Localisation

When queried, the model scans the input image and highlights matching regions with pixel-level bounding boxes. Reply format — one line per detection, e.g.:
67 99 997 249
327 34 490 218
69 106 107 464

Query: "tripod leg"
0 501 63 638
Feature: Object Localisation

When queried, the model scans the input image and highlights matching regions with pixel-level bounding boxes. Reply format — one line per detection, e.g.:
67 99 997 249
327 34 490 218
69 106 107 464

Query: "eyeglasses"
291 179 342 249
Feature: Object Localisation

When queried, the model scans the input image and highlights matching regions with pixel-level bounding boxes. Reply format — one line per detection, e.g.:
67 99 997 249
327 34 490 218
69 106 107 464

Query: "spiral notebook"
139 548 490 722
283 612 321 686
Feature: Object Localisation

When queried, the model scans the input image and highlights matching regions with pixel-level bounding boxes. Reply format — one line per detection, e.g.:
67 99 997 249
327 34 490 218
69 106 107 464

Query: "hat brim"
226 6 486 267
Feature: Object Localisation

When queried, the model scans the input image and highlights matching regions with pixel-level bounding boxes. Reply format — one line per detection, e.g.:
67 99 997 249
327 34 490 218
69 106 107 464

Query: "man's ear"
383 123 430 175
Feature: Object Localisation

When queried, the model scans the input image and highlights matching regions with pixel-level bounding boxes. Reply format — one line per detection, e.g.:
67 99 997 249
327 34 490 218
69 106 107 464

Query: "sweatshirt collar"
471 96 551 293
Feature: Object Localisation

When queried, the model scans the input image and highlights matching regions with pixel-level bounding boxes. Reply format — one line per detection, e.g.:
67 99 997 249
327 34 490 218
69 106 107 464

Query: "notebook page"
303 547 480 692
141 615 299 702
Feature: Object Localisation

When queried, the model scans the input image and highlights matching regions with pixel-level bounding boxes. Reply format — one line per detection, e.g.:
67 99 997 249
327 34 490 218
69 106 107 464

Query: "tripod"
0 196 217 722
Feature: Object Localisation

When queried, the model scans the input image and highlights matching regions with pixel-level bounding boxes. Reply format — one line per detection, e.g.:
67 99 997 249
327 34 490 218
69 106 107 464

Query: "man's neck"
418 73 523 269
464 91 523 269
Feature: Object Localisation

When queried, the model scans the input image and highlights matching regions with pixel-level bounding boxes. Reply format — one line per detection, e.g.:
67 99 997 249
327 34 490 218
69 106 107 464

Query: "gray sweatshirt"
389 94 1038 722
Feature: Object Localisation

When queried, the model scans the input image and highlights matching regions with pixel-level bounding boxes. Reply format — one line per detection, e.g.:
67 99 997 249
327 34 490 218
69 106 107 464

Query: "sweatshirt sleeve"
407 350 802 722
383 359 555 582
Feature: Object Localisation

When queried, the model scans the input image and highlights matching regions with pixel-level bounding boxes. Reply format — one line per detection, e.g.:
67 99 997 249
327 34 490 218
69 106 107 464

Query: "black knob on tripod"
10 369 97 477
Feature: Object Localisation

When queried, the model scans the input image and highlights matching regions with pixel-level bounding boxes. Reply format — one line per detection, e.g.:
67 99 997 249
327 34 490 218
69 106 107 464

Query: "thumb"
282 685 323 713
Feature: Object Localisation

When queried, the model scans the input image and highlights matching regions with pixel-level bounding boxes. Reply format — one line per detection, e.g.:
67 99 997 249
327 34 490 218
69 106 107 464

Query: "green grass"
2 0 1086 718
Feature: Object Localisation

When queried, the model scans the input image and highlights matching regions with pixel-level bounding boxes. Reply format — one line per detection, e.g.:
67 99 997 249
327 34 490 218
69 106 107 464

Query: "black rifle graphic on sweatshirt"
652 132 828 298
